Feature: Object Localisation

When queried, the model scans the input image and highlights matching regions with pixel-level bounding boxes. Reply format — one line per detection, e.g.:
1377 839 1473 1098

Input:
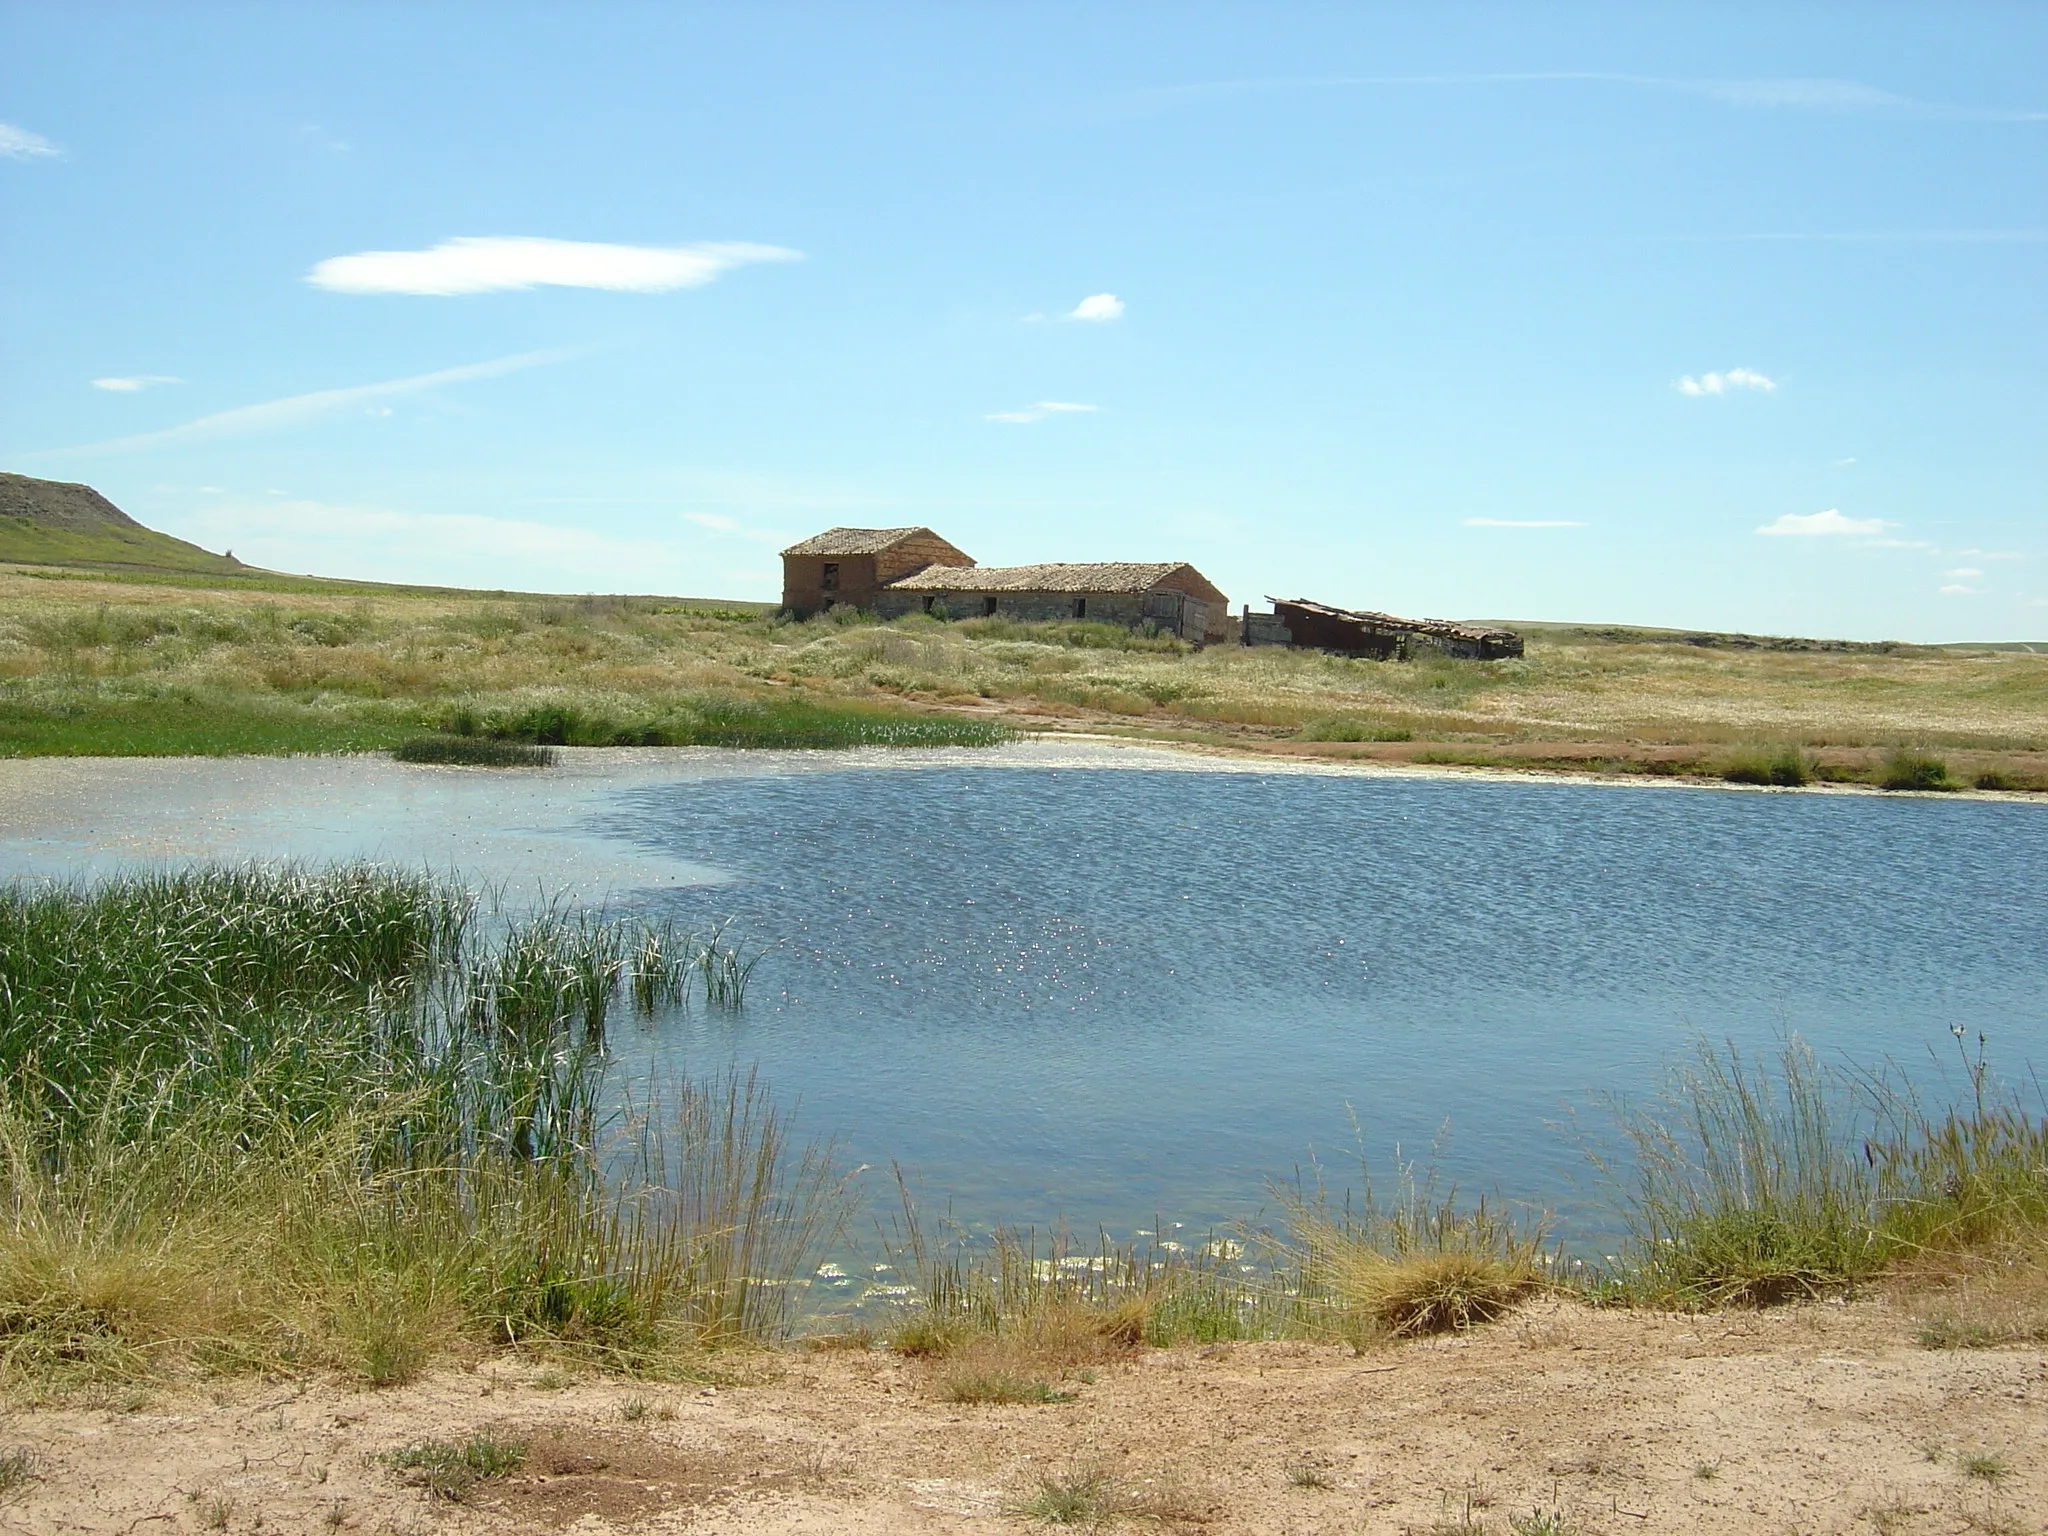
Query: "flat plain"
3 564 2043 786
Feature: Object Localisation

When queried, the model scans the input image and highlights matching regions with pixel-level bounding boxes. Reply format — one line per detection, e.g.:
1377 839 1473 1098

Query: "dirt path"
4 1296 2041 1534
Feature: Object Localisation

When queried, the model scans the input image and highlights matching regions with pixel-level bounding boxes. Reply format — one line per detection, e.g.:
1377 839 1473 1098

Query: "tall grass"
1607 1035 2046 1305
0 866 839 1389
441 694 1010 750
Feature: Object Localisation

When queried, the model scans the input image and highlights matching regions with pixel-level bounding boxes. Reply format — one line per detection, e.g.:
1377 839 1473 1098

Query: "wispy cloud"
1678 229 2048 244
985 401 1099 425
0 123 60 161
307 237 801 296
1067 293 1125 322
1463 517 1587 528
683 512 740 531
1677 368 1776 397
1071 73 2045 124
1756 509 1895 537
1939 584 1981 597
92 375 183 393
34 349 575 457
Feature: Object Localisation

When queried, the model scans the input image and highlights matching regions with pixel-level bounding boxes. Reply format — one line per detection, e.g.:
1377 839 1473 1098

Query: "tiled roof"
780 526 939 557
885 561 1191 594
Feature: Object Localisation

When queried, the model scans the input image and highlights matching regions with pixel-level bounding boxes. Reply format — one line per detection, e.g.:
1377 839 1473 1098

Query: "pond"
4 743 2042 1258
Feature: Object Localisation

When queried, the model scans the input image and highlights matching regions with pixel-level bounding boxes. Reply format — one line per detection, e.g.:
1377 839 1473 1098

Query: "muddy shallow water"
4 742 2042 1260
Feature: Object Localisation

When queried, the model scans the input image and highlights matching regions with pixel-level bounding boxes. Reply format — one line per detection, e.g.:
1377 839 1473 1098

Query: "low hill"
0 472 248 574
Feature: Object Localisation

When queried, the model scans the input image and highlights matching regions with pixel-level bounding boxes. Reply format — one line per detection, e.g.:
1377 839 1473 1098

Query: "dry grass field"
1 563 2043 784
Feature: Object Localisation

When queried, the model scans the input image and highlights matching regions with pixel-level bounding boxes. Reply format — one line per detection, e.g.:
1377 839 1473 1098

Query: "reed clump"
0 866 839 1393
1606 1034 2046 1307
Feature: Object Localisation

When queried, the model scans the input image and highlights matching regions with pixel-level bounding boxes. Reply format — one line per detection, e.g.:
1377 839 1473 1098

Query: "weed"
1286 1464 1334 1489
1693 1459 1722 1480
618 1395 650 1421
1010 1465 1122 1524
531 1367 572 1391
1880 748 1951 791
940 1369 1077 1405
1510 1511 1580 1536
1960 1452 2009 1483
386 1431 528 1501
0 1446 42 1499
394 734 554 767
197 1490 235 1529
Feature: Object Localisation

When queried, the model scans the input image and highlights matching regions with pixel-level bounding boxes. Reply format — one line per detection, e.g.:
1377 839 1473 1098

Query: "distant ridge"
0 472 247 574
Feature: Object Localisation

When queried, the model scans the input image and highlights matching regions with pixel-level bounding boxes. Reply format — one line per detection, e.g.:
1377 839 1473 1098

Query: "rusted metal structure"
1247 597 1523 660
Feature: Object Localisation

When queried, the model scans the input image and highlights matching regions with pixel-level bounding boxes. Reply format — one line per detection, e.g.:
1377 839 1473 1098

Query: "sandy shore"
6 1296 2041 1534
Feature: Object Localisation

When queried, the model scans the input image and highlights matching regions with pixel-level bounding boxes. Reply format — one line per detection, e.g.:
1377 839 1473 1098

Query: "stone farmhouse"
780 527 1233 645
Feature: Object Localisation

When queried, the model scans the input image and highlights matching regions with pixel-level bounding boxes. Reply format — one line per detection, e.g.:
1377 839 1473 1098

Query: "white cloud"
1463 517 1587 528
92 375 183 392
1945 567 1984 579
1755 509 1895 537
1939 584 1980 596
684 512 740 531
35 350 575 457
0 123 60 161
984 401 1100 424
1676 367 1776 396
1832 456 1857 467
306 237 801 296
1067 293 1124 322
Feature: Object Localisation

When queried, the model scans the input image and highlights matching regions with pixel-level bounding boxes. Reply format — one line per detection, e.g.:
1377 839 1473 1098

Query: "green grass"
0 866 842 1390
443 694 1011 749
394 734 555 767
1299 714 1414 743
0 515 244 576
0 693 422 757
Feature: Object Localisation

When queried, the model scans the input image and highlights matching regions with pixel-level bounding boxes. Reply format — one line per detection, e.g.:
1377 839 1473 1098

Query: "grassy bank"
2 565 2041 777
3 865 2040 1401
0 867 843 1393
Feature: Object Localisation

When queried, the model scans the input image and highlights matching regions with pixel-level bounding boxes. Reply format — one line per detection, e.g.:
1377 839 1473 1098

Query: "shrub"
1720 746 1812 787
1880 748 1951 791
939 1369 1076 1405
1972 769 2017 791
394 734 554 767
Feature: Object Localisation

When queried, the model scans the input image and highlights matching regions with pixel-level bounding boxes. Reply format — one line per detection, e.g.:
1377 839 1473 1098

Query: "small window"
922 595 936 614
983 595 999 616
821 561 840 590
1073 597 1087 619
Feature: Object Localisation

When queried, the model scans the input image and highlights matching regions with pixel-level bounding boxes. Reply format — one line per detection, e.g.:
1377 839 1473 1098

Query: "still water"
592 759 2047 1242
3 746 2042 1249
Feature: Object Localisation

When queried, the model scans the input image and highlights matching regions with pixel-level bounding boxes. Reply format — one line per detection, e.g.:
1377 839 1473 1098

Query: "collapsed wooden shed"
1247 597 1524 660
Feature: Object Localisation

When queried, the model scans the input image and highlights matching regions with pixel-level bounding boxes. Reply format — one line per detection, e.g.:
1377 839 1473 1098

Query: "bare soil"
5 1296 2041 1535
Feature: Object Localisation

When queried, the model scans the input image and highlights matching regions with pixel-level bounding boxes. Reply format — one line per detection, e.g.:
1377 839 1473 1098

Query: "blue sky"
2 3 2042 640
